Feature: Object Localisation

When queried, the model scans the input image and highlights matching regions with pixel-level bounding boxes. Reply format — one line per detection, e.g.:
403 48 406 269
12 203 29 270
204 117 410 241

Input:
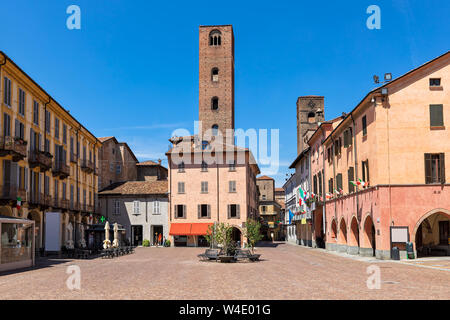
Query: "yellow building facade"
0 51 101 254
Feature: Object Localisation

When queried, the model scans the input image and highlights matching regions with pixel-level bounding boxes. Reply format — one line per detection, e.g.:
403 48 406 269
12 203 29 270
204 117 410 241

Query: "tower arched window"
211 97 219 110
212 124 219 136
209 30 222 46
211 68 219 82
308 112 316 123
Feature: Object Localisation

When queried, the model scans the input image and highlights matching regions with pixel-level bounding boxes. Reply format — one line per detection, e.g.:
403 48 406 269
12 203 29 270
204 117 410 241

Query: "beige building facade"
0 51 101 258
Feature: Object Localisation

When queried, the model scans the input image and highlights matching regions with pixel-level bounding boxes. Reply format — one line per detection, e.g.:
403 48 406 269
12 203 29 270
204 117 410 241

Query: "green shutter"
440 153 446 183
348 167 354 192
430 105 444 127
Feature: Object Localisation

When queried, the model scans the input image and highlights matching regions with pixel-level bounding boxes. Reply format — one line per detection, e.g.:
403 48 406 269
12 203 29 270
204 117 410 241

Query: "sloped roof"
99 181 168 196
257 175 274 180
98 136 117 143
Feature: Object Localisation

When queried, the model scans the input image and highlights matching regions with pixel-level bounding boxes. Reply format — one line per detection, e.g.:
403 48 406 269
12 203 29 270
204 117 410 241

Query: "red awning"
169 223 214 236
169 223 192 235
190 223 213 236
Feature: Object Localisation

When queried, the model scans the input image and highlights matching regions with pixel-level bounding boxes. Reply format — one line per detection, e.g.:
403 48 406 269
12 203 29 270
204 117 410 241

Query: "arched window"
211 68 219 82
212 124 219 136
211 97 219 110
209 30 222 46
308 112 316 123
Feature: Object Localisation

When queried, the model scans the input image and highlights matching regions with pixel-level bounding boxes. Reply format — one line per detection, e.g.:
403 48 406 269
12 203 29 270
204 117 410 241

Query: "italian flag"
326 193 332 200
358 179 369 187
16 197 22 210
334 189 340 195
350 181 358 187
298 187 306 201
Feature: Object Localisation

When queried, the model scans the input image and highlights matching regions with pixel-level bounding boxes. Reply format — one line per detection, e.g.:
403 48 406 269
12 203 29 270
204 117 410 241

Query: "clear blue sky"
1 0 449 186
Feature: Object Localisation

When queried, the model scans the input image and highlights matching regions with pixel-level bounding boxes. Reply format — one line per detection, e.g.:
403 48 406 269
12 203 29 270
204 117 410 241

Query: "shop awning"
169 223 214 236
169 223 192 235
190 223 213 236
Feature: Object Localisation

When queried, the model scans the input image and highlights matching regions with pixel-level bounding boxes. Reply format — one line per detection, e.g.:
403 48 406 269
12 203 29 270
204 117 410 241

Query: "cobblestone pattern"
0 243 449 300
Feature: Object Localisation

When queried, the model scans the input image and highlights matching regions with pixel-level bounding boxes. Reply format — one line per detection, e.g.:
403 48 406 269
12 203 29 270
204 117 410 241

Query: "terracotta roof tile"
99 181 168 195
257 175 274 180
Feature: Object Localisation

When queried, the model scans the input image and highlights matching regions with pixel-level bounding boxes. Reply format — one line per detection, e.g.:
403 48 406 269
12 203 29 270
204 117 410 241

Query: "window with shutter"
153 200 160 214
318 172 322 196
229 181 236 192
3 77 11 106
313 175 318 194
19 88 25 115
348 167 355 192
336 174 343 191
3 113 10 137
362 116 367 136
134 201 140 214
430 104 444 127
425 153 445 184
201 181 208 193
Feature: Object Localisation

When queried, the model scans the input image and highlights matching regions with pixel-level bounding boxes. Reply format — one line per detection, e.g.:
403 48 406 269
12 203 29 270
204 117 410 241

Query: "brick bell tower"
198 25 235 143
297 96 325 154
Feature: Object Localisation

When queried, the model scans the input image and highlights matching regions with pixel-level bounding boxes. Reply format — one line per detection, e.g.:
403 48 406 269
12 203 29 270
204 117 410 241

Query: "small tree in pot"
244 219 264 254
205 223 233 255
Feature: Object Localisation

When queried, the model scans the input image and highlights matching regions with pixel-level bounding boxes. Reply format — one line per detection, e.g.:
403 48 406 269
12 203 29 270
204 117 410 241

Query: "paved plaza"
0 243 449 300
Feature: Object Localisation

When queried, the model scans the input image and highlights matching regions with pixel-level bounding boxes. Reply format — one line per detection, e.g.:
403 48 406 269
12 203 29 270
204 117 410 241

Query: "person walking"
158 233 162 246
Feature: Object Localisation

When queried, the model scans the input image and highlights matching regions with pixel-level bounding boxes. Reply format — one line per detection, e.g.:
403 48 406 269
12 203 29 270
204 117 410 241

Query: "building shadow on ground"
255 241 284 248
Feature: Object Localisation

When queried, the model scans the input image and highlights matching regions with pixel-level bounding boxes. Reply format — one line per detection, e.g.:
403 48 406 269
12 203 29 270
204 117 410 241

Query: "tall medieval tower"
297 96 325 154
198 25 235 143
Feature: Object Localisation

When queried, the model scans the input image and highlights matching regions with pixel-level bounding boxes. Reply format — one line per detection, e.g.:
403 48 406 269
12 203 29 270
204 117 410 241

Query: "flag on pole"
16 197 22 210
288 210 294 225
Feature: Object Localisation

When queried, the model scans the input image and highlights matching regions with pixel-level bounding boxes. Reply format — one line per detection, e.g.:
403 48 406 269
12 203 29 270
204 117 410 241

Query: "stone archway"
231 226 243 247
413 209 450 257
349 216 359 247
328 218 338 251
338 217 347 245
361 214 376 257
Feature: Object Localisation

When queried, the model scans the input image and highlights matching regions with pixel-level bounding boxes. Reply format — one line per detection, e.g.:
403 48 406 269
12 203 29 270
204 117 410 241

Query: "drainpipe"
216 153 219 222
350 113 360 226
331 135 337 222
320 126 326 237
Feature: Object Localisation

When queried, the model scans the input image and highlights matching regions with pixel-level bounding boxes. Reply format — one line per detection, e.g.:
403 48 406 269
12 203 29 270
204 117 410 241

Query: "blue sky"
1 0 449 186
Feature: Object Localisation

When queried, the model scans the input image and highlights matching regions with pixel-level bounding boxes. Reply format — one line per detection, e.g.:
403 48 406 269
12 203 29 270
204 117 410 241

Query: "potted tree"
210 223 234 262
244 219 264 261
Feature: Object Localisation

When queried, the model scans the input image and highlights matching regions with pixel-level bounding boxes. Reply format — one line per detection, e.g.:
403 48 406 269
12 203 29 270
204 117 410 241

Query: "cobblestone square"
0 243 449 300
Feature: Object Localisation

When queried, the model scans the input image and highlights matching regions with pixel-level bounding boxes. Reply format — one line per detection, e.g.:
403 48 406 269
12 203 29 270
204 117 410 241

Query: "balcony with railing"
80 159 94 173
0 136 28 161
60 198 69 210
70 201 80 212
29 150 53 172
52 161 70 179
0 185 27 202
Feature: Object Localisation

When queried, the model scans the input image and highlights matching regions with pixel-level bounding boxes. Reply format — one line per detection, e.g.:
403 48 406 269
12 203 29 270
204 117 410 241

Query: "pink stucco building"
166 25 260 247
317 51 450 259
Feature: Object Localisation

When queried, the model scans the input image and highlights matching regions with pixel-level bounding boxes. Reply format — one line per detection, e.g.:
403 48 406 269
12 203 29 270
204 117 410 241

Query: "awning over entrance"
169 223 213 236
191 223 213 236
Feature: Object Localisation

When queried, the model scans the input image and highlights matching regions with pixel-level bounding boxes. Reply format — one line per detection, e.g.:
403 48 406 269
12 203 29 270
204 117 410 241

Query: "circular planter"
218 255 235 263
